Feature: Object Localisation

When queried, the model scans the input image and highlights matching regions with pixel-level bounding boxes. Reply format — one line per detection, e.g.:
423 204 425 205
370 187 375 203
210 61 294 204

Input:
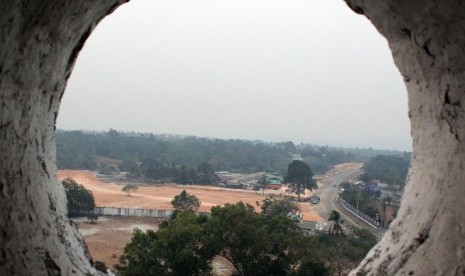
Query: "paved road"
311 164 365 228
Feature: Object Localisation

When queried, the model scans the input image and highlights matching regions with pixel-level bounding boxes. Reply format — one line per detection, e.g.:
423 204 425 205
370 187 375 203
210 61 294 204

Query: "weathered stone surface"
345 0 465 275
0 1 128 274
0 0 464 274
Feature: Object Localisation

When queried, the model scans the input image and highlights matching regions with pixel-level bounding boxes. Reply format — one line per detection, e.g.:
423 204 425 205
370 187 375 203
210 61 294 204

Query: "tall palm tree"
328 210 345 275
328 210 344 236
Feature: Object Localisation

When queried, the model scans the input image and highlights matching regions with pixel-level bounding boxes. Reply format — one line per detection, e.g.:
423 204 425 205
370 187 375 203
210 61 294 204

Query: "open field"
74 216 161 268
62 164 362 274
57 170 322 221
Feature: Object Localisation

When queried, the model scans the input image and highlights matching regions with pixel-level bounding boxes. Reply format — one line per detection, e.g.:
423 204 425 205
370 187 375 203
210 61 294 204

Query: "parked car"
310 195 320 204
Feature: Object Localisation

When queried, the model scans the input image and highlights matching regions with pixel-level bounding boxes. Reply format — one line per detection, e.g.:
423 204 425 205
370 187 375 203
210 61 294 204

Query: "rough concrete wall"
0 1 127 274
345 0 465 275
1 0 464 275
94 207 174 218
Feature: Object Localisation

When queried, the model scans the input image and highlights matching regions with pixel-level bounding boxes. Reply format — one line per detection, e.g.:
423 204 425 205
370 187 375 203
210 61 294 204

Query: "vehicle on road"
310 195 320 204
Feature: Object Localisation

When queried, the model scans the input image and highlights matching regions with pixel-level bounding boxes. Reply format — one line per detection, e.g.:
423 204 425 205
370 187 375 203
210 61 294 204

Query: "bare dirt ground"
74 216 161 268
57 170 322 221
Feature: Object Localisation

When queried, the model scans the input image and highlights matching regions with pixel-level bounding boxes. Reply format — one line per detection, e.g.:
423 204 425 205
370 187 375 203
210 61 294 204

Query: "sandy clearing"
57 170 322 221
74 216 161 268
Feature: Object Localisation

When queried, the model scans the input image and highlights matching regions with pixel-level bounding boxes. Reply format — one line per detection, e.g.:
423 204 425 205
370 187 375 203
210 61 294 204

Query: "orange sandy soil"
57 170 322 221
74 216 161 268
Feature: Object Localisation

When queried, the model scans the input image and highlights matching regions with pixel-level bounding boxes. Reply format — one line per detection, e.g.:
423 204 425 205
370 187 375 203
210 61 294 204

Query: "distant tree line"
56 130 290 173
56 129 409 176
360 153 411 186
118 159 219 184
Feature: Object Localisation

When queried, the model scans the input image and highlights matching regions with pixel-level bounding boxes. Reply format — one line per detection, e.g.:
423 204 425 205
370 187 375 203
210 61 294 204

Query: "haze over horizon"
57 0 412 151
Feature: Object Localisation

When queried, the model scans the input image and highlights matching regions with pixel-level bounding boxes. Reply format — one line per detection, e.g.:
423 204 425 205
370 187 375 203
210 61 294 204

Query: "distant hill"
55 129 409 176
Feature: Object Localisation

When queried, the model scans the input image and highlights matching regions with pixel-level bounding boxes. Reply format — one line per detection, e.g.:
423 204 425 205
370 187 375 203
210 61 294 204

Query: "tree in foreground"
291 235 330 276
206 202 303 276
327 210 345 275
116 200 373 276
62 177 95 215
328 210 344 237
93 261 108 273
284 160 316 201
115 210 214 276
319 220 377 275
260 196 300 219
122 184 138 196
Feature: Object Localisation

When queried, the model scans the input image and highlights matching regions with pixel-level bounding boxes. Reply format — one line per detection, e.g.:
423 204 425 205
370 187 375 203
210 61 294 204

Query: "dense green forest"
56 129 408 177
360 154 411 185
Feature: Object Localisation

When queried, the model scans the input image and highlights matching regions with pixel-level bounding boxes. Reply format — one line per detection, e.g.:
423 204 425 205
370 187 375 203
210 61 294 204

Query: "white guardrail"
338 199 380 229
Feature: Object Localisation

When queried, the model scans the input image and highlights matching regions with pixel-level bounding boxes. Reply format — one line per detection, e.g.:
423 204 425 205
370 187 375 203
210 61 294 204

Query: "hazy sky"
57 0 411 151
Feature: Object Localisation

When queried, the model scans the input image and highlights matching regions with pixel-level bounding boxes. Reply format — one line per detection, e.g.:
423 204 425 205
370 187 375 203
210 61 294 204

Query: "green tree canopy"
171 190 201 212
284 160 316 200
116 210 214 276
115 229 161 275
115 195 375 276
122 184 138 196
62 177 95 215
360 154 410 186
205 202 303 276
339 182 379 218
260 196 300 219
